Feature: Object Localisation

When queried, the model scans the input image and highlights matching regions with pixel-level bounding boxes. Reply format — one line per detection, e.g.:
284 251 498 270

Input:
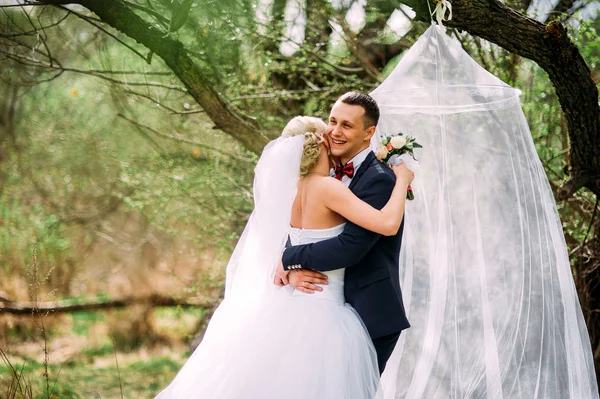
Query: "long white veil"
373 25 599 398
155 134 306 399
225 135 304 302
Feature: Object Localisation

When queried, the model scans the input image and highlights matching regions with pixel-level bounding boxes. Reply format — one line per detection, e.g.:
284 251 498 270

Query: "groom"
277 92 410 374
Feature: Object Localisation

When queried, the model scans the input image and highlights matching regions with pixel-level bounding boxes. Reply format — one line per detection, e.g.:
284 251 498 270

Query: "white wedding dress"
155 223 381 399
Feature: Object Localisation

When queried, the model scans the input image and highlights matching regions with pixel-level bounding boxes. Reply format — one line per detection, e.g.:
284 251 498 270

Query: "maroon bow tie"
334 162 354 180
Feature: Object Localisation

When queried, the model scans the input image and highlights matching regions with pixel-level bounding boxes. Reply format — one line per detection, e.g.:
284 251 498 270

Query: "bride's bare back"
289 165 412 236
290 176 346 229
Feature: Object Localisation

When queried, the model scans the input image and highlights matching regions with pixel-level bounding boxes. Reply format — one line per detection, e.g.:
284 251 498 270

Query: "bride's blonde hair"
281 116 328 177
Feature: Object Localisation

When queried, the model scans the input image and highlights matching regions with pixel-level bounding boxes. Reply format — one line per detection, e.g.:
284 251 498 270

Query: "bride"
155 116 414 399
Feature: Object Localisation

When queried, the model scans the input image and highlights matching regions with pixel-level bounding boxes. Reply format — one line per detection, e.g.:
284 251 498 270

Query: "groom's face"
328 101 375 164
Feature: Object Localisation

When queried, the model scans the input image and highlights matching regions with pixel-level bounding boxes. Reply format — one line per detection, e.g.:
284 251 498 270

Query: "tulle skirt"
156 286 381 399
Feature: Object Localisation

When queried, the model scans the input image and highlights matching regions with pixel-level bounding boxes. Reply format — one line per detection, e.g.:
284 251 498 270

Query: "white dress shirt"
340 147 371 187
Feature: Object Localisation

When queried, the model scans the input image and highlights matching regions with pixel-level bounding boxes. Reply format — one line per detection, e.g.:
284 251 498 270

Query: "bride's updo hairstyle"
281 116 328 177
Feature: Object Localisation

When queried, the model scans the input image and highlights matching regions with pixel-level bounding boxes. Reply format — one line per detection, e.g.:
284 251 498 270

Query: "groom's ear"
364 125 376 142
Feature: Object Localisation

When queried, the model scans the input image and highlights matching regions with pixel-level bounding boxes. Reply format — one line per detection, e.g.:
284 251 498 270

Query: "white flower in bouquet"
375 145 389 160
378 132 422 200
390 135 407 149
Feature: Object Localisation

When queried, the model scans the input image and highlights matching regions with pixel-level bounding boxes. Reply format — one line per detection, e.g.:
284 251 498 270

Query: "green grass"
72 311 106 337
81 343 115 359
0 305 205 398
0 353 186 398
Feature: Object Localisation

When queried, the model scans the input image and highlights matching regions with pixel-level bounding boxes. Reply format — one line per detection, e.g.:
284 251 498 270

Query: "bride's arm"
320 164 414 236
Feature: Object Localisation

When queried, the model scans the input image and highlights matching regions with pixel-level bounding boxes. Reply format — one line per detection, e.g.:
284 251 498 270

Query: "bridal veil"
224 135 304 300
372 25 599 398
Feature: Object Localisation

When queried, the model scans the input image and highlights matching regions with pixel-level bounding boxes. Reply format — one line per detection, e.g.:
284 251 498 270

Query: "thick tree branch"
0 294 219 315
36 0 269 154
336 15 381 80
264 0 287 53
435 0 600 198
545 0 577 22
356 0 404 70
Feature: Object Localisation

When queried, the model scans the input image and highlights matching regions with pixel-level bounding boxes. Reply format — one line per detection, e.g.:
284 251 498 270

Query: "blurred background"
0 0 598 397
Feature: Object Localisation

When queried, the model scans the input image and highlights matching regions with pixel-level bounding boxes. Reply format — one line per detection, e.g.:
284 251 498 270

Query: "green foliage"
0 353 185 398
72 310 105 337
0 1 598 396
168 0 195 34
0 8 254 296
0 188 72 290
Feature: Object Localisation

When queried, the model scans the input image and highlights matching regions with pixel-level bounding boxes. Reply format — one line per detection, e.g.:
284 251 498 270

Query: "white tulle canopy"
372 25 599 398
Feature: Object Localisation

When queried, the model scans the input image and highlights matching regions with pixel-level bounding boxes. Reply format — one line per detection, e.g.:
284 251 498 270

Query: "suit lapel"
348 151 375 191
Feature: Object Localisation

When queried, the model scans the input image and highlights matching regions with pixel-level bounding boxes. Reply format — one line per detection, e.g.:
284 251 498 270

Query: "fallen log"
0 294 219 315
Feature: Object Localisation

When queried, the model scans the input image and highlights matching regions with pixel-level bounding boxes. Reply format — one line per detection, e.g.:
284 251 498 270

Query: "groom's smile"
328 100 377 165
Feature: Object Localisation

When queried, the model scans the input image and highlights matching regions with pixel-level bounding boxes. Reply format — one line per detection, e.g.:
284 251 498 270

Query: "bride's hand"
392 162 414 185
274 260 290 286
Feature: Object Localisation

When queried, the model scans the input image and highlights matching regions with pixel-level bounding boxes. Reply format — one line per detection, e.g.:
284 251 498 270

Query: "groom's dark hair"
338 91 380 129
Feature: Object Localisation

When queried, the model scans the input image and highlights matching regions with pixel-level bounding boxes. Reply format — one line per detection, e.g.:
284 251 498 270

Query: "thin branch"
66 69 173 75
0 11 69 37
0 48 187 91
582 196 599 252
0 49 60 71
117 113 254 163
3 34 55 62
122 0 169 26
230 87 336 102
169 108 205 115
69 70 187 92
558 173 600 200
120 88 186 113
59 5 150 63
252 22 365 75
1 6 28 35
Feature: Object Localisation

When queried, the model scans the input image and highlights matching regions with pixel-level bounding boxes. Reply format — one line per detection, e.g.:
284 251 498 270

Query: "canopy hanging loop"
430 0 453 31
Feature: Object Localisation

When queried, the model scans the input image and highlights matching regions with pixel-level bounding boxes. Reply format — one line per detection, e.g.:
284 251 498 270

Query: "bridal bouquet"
375 133 422 200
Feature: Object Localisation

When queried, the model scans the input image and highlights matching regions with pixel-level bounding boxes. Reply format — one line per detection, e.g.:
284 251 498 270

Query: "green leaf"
169 0 194 33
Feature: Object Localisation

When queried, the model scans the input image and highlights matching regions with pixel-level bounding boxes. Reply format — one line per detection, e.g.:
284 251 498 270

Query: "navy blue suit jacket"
283 151 410 339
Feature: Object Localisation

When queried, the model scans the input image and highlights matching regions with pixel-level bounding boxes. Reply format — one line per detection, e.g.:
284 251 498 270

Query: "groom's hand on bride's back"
288 270 328 294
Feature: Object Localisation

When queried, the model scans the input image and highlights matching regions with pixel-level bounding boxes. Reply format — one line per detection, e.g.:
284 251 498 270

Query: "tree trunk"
574 201 600 378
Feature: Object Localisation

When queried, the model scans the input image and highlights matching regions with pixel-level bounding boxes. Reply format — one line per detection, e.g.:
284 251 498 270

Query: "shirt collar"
346 147 371 172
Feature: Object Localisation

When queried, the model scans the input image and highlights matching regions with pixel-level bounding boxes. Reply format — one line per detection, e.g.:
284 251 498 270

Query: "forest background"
0 0 598 397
